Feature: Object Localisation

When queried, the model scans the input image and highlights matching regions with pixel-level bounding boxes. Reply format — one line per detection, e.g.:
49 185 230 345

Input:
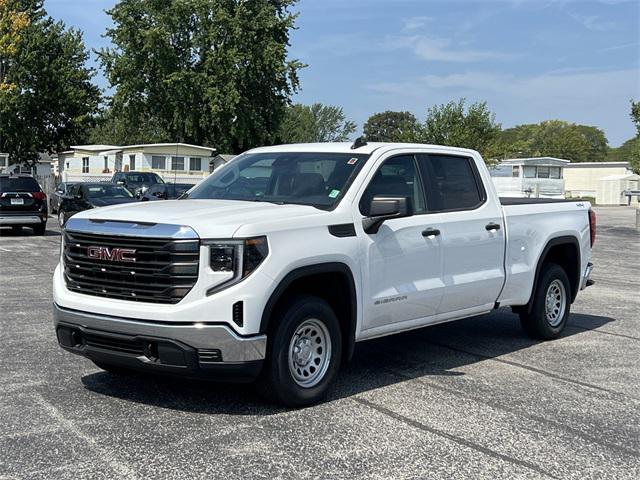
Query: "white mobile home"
62 143 218 184
490 157 569 198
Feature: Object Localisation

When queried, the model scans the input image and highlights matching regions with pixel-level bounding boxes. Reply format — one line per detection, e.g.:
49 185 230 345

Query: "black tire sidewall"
524 263 571 339
264 295 342 407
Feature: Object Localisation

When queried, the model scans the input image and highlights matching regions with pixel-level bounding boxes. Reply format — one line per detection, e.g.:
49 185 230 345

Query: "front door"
358 154 444 331
416 153 505 316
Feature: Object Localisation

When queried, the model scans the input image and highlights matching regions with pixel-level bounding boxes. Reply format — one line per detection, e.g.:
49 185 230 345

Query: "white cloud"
389 35 516 63
402 16 434 32
367 68 639 146
568 13 618 31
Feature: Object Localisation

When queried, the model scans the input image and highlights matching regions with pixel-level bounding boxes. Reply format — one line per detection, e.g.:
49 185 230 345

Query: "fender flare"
525 235 581 312
260 262 358 361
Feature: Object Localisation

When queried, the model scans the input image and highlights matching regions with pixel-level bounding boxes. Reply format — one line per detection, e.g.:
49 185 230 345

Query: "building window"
512 166 520 178
151 155 166 170
537 166 550 178
523 166 536 178
129 154 136 170
0 156 7 167
103 156 109 171
82 157 89 173
171 156 185 171
549 167 561 179
189 157 201 171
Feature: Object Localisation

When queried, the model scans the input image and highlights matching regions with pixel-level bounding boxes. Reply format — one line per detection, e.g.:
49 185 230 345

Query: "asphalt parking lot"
1 207 639 480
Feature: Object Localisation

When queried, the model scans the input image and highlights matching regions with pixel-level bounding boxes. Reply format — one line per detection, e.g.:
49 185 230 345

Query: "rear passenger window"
359 155 426 216
417 154 484 212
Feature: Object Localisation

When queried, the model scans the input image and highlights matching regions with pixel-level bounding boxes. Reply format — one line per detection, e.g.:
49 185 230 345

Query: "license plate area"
10 198 24 205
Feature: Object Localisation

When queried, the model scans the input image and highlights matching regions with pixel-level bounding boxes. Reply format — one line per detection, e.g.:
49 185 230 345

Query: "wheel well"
261 264 357 362
525 238 580 313
543 243 580 301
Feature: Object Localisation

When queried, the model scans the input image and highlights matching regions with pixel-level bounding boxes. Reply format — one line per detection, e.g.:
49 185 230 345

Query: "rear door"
416 153 505 316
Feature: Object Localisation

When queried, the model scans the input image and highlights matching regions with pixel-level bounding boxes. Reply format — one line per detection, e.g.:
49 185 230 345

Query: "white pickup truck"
53 141 595 406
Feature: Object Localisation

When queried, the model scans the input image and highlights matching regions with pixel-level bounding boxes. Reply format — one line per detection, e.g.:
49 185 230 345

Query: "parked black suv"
111 171 164 196
0 174 48 235
139 182 193 201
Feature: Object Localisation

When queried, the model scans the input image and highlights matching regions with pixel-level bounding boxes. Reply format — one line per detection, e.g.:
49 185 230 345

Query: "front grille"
63 230 200 304
84 332 145 356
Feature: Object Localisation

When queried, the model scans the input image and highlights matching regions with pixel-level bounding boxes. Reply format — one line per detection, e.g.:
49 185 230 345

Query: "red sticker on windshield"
347 157 358 165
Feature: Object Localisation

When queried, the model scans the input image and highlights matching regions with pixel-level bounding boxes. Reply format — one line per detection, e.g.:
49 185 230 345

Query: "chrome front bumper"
53 303 266 365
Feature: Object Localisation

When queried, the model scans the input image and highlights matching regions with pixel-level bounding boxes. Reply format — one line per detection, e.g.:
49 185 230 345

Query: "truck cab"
53 142 595 406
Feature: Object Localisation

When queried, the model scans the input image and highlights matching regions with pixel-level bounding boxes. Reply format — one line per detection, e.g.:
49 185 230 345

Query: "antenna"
351 137 367 150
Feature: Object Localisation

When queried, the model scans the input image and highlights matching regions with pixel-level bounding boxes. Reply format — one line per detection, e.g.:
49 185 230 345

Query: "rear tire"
519 263 571 340
32 223 46 235
257 295 342 407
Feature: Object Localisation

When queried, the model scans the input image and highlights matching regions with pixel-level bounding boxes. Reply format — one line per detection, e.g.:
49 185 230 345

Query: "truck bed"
500 197 580 205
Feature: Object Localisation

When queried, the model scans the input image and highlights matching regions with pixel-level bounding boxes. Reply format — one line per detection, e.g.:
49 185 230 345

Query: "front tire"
258 295 342 407
92 361 132 375
32 223 46 235
520 263 571 340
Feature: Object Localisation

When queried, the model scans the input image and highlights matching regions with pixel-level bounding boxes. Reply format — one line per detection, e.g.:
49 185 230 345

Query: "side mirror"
363 196 412 234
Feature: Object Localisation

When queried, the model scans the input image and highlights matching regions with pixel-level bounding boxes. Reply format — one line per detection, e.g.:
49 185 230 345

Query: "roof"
599 174 640 181
564 162 630 169
248 142 479 156
499 157 570 166
121 142 216 153
70 144 120 152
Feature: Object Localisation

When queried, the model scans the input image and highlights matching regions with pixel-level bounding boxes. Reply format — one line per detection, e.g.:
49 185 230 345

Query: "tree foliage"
0 0 100 165
422 99 501 159
98 0 303 154
277 103 356 143
625 100 640 173
488 120 609 163
363 110 421 142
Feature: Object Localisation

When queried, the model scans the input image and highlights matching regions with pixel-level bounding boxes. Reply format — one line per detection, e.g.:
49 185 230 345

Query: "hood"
90 197 138 207
74 199 328 238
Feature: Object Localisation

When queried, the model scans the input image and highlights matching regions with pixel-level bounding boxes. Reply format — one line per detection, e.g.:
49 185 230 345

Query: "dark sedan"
50 182 77 213
58 183 138 226
139 183 193 201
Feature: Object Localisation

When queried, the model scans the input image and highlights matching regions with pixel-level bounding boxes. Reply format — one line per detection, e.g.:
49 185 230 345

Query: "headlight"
206 236 268 295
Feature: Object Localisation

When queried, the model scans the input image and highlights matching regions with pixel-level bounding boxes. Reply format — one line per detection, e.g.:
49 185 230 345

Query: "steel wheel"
58 211 65 227
288 318 332 388
545 279 566 327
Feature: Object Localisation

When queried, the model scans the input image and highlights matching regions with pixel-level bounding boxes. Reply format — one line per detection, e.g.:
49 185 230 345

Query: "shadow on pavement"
80 310 614 414
0 226 60 237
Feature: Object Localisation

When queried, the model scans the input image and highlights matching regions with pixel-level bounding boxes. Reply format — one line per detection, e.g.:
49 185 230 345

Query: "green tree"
489 120 608 163
627 100 640 173
0 0 100 165
422 99 501 160
99 0 303 153
363 110 421 142
277 103 356 143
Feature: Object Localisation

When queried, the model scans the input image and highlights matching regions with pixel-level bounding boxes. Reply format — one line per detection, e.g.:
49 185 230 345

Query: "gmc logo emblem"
87 246 136 263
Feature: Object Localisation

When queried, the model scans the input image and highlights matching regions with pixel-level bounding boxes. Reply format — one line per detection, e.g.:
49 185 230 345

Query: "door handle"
422 227 441 238
485 222 501 231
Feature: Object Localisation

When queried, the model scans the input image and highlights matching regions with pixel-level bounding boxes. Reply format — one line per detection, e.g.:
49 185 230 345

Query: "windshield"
125 173 164 184
86 185 134 199
0 177 40 192
186 152 369 209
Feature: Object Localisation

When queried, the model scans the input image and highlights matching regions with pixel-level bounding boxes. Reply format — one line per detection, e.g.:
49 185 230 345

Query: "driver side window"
359 155 426 216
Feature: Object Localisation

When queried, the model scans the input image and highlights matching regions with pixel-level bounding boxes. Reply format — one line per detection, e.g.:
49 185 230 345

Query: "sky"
45 0 640 146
